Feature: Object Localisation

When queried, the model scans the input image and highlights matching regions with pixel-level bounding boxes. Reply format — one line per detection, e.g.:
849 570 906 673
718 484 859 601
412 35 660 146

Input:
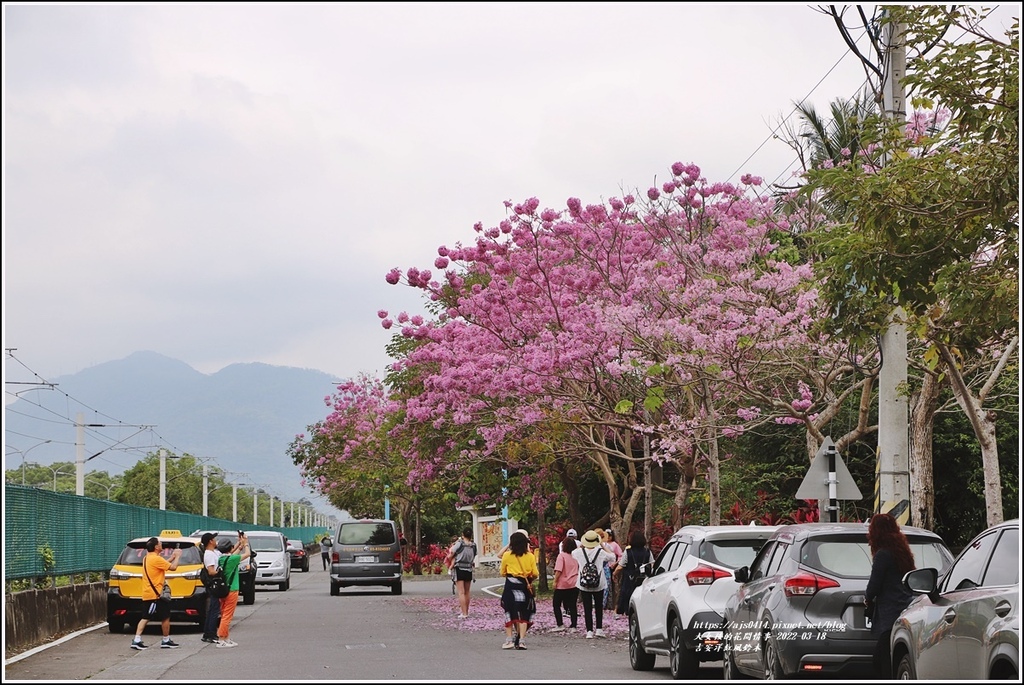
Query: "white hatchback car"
629 524 778 679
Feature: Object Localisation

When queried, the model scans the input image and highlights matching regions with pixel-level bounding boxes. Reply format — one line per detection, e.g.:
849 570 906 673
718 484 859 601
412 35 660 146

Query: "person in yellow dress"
499 530 538 650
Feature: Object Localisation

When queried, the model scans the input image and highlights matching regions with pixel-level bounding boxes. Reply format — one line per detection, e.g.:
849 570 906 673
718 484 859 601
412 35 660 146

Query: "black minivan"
328 519 403 596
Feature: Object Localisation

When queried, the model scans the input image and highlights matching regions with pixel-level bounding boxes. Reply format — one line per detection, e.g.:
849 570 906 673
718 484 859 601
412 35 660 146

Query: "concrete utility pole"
876 15 911 524
159 448 167 510
75 413 86 496
202 463 209 517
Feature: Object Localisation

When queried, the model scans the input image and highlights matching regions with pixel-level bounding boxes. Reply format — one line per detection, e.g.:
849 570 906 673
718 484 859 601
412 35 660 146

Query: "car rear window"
117 542 202 566
248 535 285 552
800 534 950 577
699 537 770 569
338 522 396 545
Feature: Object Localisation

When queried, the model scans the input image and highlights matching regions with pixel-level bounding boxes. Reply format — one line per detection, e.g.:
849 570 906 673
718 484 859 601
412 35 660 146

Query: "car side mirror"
734 566 750 584
903 568 938 595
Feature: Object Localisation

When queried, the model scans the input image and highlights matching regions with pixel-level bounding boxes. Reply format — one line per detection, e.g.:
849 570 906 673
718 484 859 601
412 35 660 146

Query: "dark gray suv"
328 519 403 596
722 522 953 680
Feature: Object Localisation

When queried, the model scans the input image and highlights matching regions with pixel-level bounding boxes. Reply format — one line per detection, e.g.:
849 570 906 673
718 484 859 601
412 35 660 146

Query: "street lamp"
6 440 53 485
85 476 119 500
44 464 74 492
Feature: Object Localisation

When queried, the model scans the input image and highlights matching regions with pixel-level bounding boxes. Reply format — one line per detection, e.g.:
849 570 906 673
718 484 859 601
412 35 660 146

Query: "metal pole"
202 464 209 517
827 445 839 523
232 483 238 522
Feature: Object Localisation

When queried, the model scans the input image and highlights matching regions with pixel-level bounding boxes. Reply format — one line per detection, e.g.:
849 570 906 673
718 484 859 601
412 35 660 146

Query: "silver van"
246 530 291 591
328 519 403 596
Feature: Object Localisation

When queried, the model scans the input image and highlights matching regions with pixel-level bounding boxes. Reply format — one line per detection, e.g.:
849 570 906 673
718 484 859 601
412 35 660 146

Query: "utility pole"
159 448 167 510
202 463 209 517
75 413 85 495
876 14 912 524
232 482 238 522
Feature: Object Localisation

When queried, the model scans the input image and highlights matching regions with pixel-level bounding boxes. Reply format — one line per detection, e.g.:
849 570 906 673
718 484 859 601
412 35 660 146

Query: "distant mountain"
4 351 337 503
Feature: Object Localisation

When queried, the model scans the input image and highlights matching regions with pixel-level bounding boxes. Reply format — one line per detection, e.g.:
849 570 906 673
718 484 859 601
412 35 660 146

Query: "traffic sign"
795 436 863 500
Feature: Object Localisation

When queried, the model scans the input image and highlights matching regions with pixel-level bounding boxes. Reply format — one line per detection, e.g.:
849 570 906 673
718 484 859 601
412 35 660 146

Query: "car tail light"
686 564 731 585
395 548 401 564
783 570 841 597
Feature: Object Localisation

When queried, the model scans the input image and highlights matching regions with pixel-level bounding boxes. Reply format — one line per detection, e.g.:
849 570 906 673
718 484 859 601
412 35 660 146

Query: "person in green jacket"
215 533 250 648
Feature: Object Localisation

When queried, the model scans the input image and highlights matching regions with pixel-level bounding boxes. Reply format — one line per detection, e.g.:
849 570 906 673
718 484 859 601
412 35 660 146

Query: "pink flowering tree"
381 162 878 531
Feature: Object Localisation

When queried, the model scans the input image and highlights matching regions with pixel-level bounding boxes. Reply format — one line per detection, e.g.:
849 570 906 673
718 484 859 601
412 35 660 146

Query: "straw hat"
580 530 602 549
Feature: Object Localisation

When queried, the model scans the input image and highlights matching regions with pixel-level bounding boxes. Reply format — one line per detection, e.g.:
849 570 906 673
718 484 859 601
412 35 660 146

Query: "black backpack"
579 548 601 589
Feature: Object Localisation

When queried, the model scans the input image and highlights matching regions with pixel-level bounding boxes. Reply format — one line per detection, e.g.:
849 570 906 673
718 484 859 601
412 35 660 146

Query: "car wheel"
303 561 309 572
391 581 403 595
895 653 916 680
280 578 290 591
242 588 255 605
107 620 125 634
762 628 785 680
629 612 656 671
723 641 749 680
330 581 340 596
669 615 699 679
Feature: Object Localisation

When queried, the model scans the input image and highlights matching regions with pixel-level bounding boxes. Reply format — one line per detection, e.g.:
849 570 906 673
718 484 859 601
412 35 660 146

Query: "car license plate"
355 555 375 563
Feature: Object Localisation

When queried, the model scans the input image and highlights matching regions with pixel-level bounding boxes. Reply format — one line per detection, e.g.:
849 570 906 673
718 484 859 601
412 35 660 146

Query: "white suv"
628 524 778 679
246 530 291 591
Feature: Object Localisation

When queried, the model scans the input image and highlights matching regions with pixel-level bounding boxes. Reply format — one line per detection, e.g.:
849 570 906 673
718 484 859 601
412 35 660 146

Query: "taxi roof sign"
159 529 183 537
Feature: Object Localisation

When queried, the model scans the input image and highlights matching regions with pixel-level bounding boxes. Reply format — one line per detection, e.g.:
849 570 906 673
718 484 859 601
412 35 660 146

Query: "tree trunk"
937 339 1017 527
909 368 941 529
537 506 548 592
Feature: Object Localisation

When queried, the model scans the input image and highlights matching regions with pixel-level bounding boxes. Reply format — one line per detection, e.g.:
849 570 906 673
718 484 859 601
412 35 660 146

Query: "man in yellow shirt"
131 537 182 650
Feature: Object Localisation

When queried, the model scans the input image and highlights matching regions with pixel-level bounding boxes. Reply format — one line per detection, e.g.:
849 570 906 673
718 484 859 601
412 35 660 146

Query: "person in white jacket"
571 530 616 638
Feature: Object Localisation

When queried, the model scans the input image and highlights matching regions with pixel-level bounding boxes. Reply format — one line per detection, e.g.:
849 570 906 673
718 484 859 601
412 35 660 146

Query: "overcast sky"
4 1 895 386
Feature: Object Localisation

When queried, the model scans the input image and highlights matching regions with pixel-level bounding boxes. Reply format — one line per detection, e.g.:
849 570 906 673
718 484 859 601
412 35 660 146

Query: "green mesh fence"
4 485 329 581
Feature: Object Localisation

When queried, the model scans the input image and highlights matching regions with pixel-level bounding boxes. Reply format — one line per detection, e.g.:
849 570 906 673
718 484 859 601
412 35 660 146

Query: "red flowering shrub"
402 542 449 574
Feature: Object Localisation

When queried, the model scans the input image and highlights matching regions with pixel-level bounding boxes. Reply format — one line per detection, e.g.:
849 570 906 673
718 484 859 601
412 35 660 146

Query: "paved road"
4 566 722 680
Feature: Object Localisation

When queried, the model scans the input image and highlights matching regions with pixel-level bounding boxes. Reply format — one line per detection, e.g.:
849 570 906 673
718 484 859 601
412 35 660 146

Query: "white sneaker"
501 639 515 650
549 625 566 633
216 640 237 648
585 630 595 639
595 628 606 637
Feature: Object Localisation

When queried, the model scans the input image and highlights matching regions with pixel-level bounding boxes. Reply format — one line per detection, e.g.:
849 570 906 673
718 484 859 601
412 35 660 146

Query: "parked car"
106 529 206 633
891 518 1019 680
628 524 779 678
190 529 257 604
287 538 310 572
246 530 291 591
329 518 403 596
722 522 953 680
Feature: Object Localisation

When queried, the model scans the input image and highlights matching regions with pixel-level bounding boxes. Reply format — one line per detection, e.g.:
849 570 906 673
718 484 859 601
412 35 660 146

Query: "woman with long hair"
499 530 538 650
865 513 915 678
614 530 653 616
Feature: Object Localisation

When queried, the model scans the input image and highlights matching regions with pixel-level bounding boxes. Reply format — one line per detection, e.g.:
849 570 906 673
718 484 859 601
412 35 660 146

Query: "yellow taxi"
106 529 207 633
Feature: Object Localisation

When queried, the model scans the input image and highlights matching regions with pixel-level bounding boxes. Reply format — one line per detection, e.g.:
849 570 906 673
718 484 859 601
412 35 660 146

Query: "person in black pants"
865 513 916 679
320 534 332 570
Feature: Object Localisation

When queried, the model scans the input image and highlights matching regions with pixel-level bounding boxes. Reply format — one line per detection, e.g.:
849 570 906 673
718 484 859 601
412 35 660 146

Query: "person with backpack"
445 527 477 619
214 534 250 648
320 533 333 570
571 529 616 638
199 533 223 644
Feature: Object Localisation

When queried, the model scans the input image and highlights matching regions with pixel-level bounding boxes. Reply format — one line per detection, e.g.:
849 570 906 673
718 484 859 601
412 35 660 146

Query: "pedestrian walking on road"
572 530 616 639
499 530 538 650
215 534 251 648
614 530 653 617
446 528 477 618
320 533 333 570
200 533 222 644
131 537 182 651
550 536 579 632
865 513 916 679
